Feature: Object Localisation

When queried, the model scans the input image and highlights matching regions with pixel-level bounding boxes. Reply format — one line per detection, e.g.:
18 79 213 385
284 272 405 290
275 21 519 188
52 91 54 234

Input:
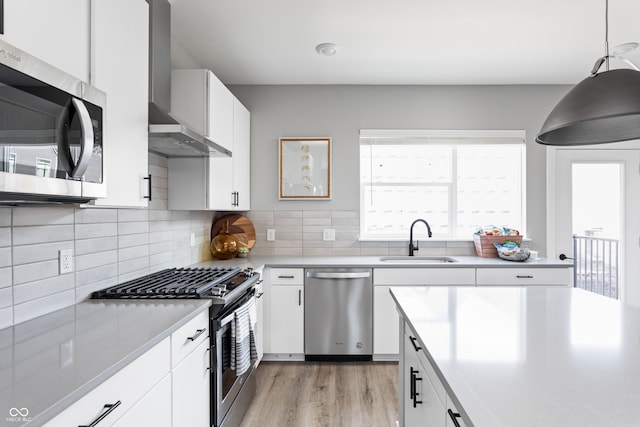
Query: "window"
359 130 526 240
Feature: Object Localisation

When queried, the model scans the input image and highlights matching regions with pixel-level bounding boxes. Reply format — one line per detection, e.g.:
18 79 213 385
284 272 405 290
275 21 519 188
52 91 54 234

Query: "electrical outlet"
59 249 73 274
323 229 336 241
266 229 276 241
190 232 196 247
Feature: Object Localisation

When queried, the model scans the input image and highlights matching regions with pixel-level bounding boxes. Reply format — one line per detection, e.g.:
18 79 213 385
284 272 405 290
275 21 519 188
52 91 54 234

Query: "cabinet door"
374 285 400 356
270 285 304 354
1 0 90 81
445 398 468 427
113 374 171 427
255 277 265 364
207 71 234 152
475 267 571 286
232 98 251 210
403 334 446 427
172 339 211 427
90 0 149 207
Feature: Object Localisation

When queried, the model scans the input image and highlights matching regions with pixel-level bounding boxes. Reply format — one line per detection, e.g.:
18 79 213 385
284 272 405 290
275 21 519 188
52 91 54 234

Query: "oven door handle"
219 311 235 328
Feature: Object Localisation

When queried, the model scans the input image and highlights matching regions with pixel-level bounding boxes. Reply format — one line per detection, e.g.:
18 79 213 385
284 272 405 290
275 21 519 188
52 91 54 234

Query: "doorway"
551 149 640 305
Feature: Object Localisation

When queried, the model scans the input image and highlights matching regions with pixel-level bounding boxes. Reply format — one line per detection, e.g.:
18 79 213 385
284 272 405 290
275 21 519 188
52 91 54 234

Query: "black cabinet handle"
410 367 422 408
78 401 121 427
448 408 462 427
298 289 302 306
144 174 152 201
409 335 422 352
278 275 295 279
516 275 534 279
0 0 5 35
187 328 206 341
256 292 264 299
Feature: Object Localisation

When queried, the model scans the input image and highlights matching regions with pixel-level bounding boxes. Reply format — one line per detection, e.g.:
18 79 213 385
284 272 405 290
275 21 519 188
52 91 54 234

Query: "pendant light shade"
536 69 640 145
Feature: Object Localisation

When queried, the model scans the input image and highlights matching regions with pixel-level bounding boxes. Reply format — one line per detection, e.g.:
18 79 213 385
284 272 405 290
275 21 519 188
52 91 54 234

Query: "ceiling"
169 0 640 85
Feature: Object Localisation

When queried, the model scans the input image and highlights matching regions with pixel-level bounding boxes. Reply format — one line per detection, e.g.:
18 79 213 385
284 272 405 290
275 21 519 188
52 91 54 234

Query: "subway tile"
149 230 172 244
75 276 119 303
302 210 330 218
119 266 150 283
76 250 118 271
118 221 149 236
0 208 11 227
119 245 150 262
302 231 323 241
274 210 302 218
75 236 118 256
274 217 303 227
75 264 118 288
119 256 150 275
75 208 118 224
148 198 169 211
0 247 10 268
171 219 191 231
277 231 303 241
118 233 149 249
247 211 273 219
75 223 117 240
13 289 75 325
149 163 168 179
152 175 168 189
303 248 332 256
149 210 172 221
150 251 173 268
148 152 168 168
331 210 359 219
248 247 276 256
302 225 325 233
149 240 173 255
335 231 360 241
149 220 172 233
331 248 362 256
13 260 59 285
302 217 331 226
272 248 303 256
117 209 149 223
14 225 75 245
361 247 389 256
0 267 11 289
171 211 191 221
12 207 74 226
0 228 10 247
0 287 12 309
12 241 73 265
331 241 360 249
13 275 74 305
303 240 331 248
274 240 303 249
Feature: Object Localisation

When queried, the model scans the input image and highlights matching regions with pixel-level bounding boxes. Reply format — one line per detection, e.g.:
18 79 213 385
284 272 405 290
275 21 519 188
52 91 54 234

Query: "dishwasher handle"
306 271 371 280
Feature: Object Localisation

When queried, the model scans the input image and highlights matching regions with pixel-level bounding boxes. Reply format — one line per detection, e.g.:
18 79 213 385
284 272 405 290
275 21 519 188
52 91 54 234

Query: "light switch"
267 229 276 241
323 229 336 241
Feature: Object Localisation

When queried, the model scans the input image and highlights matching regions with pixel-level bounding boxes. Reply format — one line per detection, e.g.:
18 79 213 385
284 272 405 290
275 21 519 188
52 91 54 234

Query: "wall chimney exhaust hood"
147 0 231 158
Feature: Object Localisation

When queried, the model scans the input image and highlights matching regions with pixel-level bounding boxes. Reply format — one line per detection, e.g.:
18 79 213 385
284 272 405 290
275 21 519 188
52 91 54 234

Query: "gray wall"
230 84 573 254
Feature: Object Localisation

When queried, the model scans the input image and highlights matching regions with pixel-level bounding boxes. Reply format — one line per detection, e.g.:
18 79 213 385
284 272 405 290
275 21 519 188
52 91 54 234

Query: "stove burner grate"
91 267 241 299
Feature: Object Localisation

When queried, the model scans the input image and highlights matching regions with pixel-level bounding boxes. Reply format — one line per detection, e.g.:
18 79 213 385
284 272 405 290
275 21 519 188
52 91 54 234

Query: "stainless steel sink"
379 256 458 263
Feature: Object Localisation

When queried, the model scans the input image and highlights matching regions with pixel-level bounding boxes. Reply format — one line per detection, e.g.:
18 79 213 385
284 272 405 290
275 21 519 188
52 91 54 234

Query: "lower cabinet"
475 267 571 286
266 268 304 359
113 375 171 427
44 338 171 427
401 321 469 427
171 310 211 427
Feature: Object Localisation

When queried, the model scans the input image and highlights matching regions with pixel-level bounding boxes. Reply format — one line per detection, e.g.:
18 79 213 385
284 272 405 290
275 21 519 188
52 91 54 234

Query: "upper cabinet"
1 0 90 82
90 0 150 207
171 70 234 152
169 70 250 211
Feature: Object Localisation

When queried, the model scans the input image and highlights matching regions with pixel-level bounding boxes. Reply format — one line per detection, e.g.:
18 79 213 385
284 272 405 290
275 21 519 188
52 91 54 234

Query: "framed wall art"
279 137 331 200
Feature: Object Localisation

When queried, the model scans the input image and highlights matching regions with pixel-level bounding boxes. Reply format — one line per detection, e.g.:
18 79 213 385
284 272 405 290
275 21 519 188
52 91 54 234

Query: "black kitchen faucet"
409 218 433 256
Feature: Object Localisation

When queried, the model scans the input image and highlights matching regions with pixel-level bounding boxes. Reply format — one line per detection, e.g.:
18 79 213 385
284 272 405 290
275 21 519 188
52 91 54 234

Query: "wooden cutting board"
211 214 256 249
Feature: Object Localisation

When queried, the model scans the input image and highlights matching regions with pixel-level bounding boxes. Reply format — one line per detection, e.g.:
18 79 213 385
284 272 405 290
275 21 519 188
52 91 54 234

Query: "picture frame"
279 137 331 200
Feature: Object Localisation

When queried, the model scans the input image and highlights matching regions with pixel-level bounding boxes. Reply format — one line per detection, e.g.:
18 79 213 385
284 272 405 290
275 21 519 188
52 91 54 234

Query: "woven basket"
473 235 523 258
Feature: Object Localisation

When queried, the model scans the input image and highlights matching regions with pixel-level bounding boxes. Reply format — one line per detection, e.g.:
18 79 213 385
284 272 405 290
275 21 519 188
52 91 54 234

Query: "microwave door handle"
69 98 94 178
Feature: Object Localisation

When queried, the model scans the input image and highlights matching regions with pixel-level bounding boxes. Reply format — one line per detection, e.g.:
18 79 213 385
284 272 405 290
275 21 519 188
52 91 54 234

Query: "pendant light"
536 0 640 146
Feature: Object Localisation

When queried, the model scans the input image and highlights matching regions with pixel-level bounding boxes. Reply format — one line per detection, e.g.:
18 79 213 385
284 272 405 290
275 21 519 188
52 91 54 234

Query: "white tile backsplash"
0 156 218 329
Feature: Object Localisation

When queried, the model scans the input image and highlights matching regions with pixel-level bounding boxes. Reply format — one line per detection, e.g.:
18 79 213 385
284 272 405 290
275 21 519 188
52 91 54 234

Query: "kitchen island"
391 286 640 427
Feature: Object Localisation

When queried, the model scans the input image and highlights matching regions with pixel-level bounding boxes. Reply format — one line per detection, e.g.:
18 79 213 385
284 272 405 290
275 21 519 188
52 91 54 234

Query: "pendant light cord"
605 0 610 71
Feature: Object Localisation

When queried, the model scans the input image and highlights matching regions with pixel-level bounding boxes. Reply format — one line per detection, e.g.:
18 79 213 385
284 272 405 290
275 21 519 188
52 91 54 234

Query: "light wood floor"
239 361 399 427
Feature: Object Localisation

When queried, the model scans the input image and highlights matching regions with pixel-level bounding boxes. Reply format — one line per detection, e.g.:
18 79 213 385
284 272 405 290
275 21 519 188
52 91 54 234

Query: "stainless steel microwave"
0 39 106 204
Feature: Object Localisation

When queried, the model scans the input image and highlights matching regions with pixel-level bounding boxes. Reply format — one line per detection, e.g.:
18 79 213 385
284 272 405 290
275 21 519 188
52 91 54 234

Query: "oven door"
212 294 257 427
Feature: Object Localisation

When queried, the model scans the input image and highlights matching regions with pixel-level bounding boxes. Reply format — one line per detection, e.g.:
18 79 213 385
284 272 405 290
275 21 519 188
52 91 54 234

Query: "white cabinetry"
90 0 149 207
171 311 210 427
476 267 571 286
373 268 475 358
168 70 251 211
113 375 171 427
266 268 304 359
255 273 265 365
44 338 171 427
1 0 90 82
401 321 469 427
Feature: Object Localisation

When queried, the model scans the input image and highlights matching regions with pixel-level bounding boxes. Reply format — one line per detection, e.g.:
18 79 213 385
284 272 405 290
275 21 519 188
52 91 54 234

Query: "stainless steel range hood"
147 0 231 158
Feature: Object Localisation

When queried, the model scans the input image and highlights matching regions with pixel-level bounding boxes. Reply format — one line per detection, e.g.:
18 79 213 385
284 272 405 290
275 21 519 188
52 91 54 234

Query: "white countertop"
390 286 640 427
193 255 571 270
0 299 210 426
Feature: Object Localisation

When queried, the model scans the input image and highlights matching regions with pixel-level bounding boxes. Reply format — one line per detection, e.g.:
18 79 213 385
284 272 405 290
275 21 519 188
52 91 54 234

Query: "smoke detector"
315 43 339 56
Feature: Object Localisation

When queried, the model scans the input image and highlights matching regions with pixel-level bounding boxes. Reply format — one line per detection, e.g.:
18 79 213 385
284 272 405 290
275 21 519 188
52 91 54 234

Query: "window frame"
359 129 527 241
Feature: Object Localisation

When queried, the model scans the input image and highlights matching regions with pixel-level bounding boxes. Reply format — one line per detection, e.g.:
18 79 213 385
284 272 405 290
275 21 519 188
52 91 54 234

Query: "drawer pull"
516 275 534 279
79 400 121 427
409 335 422 352
256 292 264 299
410 367 423 408
448 408 462 427
187 328 206 341
278 275 295 279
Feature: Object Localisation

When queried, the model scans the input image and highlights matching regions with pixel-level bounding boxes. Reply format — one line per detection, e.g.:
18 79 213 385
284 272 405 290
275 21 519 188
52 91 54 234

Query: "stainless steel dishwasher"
304 268 373 361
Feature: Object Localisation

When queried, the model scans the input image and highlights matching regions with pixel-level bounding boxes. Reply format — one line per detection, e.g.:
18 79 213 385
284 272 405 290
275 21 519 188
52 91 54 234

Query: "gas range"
91 267 259 306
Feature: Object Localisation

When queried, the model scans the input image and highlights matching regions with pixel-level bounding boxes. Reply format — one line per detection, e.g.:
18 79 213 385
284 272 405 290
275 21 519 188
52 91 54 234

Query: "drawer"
171 310 209 368
405 324 446 407
269 268 304 285
45 338 170 427
374 268 476 286
476 267 572 286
